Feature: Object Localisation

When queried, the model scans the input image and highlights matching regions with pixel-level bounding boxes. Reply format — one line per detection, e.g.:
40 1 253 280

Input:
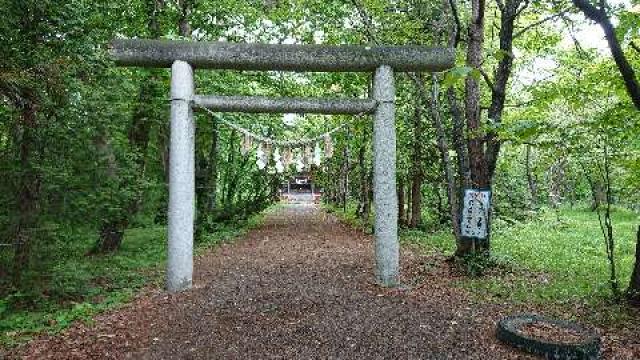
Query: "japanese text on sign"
460 189 491 239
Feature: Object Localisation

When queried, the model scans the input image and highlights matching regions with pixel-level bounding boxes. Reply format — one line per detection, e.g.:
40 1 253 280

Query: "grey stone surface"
372 65 399 287
110 39 455 72
167 60 195 292
111 40 456 292
194 95 377 115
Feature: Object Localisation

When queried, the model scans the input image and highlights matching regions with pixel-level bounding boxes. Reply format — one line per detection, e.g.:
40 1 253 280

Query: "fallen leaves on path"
6 204 639 359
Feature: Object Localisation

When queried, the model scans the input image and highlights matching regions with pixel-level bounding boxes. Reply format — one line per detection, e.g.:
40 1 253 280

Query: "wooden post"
372 65 399 286
167 60 195 292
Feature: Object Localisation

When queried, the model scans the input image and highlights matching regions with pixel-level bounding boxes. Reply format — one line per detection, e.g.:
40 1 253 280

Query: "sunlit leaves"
442 66 482 88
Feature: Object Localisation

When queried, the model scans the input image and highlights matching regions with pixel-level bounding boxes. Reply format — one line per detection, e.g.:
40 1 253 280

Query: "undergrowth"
327 201 639 322
0 208 270 349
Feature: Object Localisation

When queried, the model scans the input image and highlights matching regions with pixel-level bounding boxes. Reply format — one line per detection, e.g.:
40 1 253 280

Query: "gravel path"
11 204 638 359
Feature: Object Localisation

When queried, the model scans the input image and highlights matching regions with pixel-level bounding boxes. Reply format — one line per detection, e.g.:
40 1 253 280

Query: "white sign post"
460 189 491 241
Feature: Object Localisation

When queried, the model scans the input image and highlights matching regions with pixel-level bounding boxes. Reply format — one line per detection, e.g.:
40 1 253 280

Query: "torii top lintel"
110 39 455 73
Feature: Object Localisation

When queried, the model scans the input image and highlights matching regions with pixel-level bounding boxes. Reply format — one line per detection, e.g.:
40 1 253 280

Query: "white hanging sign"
273 148 284 173
313 142 322 166
460 189 491 240
256 144 267 170
295 152 305 172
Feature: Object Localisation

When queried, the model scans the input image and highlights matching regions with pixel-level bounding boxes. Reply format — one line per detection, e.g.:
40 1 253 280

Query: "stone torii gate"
111 39 454 292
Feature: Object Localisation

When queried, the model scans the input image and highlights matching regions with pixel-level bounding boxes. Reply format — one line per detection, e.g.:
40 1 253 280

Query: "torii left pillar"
167 60 195 292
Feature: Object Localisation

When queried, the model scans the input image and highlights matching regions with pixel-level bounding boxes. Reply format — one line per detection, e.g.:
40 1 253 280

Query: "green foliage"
410 206 639 304
442 66 482 88
0 225 164 347
452 252 516 277
0 209 267 348
1 0 639 351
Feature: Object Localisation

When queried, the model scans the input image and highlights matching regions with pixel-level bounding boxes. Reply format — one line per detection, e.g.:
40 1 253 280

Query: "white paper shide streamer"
282 147 293 168
295 151 305 172
313 142 322 166
241 133 253 156
273 148 284 173
324 134 333 159
256 143 267 170
199 106 350 172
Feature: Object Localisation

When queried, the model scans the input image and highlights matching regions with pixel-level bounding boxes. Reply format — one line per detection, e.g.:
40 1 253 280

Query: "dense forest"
0 0 639 350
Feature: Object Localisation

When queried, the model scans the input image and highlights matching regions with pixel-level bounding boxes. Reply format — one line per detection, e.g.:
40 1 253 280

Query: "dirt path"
11 204 634 359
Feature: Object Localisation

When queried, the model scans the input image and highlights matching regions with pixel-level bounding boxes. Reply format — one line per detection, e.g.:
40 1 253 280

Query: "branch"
561 14 588 58
514 9 569 39
350 0 423 97
504 99 537 108
448 0 462 47
0 76 28 108
351 0 380 45
477 66 495 91
572 0 606 23
515 0 531 18
495 0 505 11
573 0 640 109
350 0 458 128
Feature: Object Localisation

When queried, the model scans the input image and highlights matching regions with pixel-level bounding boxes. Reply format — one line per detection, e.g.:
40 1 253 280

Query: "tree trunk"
127 73 162 217
448 87 471 254
591 182 606 211
357 136 368 219
341 133 350 211
449 88 470 188
96 222 125 252
572 0 640 110
398 177 405 226
207 115 219 212
93 132 127 254
525 144 538 208
485 0 521 182
405 181 412 225
430 75 461 240
410 177 422 228
12 101 40 283
549 158 566 209
177 0 193 37
456 0 488 256
444 0 470 191
465 0 488 190
195 116 219 233
628 226 640 305
223 132 237 210
409 91 424 229
458 0 524 256
435 184 445 220
365 166 373 221
97 0 165 252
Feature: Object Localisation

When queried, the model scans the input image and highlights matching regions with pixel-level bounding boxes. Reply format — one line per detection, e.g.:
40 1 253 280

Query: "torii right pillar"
372 65 399 287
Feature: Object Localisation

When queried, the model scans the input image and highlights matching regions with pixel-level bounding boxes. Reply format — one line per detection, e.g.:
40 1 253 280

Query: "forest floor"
5 204 640 359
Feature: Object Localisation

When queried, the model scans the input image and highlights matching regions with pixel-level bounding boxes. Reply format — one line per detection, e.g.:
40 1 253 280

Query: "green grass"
469 207 638 305
0 209 269 349
8 202 630 348
327 201 639 306
421 206 638 305
322 201 372 233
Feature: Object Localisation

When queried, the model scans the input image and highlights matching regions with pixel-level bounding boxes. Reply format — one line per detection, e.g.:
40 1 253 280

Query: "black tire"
496 314 601 360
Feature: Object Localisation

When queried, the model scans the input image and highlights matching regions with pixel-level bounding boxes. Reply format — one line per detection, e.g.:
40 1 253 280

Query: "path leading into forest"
10 205 565 359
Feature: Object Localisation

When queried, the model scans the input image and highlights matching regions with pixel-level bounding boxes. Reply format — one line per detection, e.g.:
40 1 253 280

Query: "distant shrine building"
280 172 321 203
